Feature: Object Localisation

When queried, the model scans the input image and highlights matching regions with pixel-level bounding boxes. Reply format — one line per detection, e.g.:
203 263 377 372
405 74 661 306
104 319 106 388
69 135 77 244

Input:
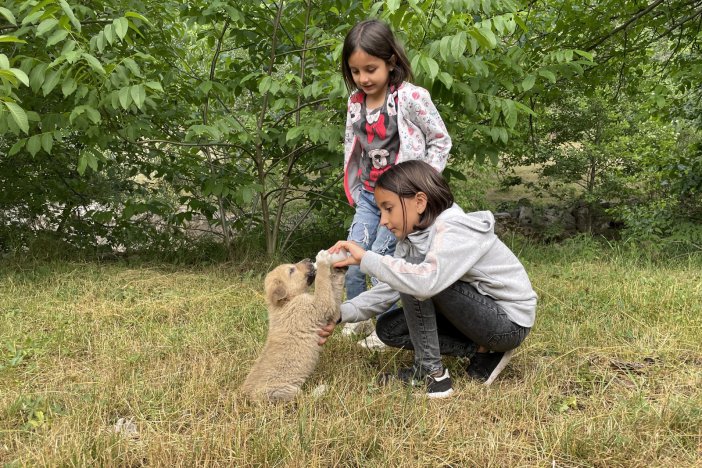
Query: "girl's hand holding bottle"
328 241 367 268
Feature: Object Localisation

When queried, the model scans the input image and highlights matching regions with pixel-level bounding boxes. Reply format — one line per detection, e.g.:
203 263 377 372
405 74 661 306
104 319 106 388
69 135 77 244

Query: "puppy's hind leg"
267 384 300 402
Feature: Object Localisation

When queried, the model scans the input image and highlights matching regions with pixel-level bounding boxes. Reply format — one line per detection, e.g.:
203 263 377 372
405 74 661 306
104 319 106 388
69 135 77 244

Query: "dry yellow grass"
1 242 701 466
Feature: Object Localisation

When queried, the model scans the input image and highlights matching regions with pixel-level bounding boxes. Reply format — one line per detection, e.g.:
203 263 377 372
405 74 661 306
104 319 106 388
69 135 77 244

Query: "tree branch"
136 139 252 156
654 5 702 40
272 98 328 127
280 173 344 253
585 0 667 51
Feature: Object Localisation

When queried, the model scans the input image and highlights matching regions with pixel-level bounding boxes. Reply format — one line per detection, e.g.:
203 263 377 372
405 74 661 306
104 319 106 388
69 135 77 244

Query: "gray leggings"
376 280 530 374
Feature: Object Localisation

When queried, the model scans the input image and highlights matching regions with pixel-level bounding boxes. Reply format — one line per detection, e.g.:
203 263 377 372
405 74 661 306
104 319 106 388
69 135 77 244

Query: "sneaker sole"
341 320 374 337
358 340 387 350
483 349 514 386
426 388 454 399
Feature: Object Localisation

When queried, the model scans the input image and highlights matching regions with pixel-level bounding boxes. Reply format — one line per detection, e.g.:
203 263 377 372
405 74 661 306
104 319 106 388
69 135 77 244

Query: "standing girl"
326 161 537 398
340 19 452 348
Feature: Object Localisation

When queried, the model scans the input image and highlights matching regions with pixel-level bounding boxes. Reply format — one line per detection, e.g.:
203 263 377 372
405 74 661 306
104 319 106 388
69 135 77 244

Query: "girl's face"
375 187 427 239
348 48 393 104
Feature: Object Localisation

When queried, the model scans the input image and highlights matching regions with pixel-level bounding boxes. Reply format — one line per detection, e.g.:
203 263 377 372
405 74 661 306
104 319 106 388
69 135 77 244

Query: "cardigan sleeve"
403 85 451 172
343 93 356 164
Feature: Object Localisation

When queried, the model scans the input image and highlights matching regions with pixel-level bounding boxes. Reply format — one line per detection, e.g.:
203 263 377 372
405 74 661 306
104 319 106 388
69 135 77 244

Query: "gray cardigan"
339 204 537 328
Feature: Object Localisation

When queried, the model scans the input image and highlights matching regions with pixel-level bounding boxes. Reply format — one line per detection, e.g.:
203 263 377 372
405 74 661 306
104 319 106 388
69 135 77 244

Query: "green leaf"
468 29 490 50
451 32 466 60
0 7 17 25
95 31 105 52
514 14 528 32
82 53 105 74
130 84 145 109
0 54 8 69
309 126 320 143
198 80 213 94
423 56 439 80
9 68 29 87
144 81 163 92
36 18 59 36
0 35 27 44
78 149 98 175
46 29 68 47
259 76 272 94
538 69 556 83
62 77 77 96
479 27 497 48
469 26 497 50
41 133 53 154
114 17 128 41
122 58 141 77
58 0 81 31
241 187 254 204
77 151 88 175
87 150 98 171
286 126 304 142
84 106 101 123
439 35 451 62
574 49 593 61
22 10 44 26
522 74 536 91
410 53 421 74
27 134 41 156
386 0 401 13
514 101 536 116
69 106 85 123
118 87 131 109
42 69 61 96
9 139 24 155
124 11 151 25
104 24 114 46
499 127 508 144
4 101 29 134
464 88 477 113
29 63 47 92
438 71 453 89
0 69 18 85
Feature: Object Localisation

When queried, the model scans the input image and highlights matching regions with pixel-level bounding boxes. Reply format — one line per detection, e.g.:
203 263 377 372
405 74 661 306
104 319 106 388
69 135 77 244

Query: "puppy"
241 251 345 402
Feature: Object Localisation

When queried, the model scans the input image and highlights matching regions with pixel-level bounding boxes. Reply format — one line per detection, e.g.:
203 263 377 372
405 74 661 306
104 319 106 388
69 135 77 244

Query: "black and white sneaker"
425 368 454 398
466 349 514 386
378 366 454 399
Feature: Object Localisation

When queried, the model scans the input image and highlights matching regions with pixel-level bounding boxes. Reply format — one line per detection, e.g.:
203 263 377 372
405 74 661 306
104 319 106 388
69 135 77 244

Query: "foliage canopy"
1 0 700 255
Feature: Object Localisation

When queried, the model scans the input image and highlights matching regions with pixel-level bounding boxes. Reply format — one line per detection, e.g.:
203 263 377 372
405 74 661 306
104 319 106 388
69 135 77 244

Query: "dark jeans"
376 280 530 374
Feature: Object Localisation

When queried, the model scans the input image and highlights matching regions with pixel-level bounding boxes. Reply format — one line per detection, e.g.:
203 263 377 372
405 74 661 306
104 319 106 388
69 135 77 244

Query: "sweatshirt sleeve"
339 281 400 323
405 86 451 172
360 218 497 301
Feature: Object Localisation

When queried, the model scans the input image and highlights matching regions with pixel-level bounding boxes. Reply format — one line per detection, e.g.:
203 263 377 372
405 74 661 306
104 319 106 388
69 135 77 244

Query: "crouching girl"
323 160 537 398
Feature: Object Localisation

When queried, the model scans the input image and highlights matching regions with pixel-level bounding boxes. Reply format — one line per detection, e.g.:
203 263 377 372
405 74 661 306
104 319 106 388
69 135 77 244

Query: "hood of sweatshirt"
398 204 495 258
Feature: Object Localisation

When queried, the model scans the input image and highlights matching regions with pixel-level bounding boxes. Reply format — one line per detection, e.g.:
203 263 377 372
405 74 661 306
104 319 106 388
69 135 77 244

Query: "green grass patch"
1 244 701 466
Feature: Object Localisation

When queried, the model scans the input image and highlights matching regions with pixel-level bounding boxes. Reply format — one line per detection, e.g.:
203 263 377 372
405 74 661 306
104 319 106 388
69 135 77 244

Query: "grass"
1 241 701 467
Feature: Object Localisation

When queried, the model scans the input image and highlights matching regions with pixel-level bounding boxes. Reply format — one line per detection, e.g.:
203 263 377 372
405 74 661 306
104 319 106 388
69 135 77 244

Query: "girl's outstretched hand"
328 240 366 268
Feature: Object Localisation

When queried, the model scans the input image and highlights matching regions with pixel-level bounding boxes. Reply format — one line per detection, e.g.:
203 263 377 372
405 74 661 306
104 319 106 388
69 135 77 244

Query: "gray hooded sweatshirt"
339 204 537 328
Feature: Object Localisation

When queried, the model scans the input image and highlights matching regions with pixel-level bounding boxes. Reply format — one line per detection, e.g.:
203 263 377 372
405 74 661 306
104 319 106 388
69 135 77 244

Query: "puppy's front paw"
315 249 331 266
316 249 348 267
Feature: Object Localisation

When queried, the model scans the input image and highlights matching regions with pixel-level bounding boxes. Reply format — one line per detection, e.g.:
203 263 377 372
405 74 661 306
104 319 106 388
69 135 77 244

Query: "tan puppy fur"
241 252 344 402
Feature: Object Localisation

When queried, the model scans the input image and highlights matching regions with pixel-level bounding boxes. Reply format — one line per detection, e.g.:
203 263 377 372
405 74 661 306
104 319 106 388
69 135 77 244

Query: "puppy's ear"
269 279 288 305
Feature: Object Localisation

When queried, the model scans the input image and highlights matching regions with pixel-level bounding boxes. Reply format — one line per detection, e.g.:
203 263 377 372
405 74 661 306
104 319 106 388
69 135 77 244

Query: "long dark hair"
376 160 454 232
341 19 413 92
